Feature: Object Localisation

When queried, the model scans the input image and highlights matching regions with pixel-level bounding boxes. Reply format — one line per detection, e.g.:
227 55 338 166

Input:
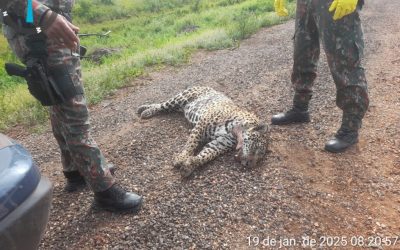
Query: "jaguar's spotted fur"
137 86 269 177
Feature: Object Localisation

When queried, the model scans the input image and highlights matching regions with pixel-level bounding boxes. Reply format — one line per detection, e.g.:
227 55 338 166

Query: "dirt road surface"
9 0 400 249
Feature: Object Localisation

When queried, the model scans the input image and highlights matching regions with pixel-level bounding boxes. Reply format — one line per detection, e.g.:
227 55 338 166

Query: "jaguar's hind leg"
137 86 209 119
137 104 164 119
137 103 164 119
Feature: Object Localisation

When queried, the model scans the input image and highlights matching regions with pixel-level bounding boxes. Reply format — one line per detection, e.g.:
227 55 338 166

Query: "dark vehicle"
0 133 52 250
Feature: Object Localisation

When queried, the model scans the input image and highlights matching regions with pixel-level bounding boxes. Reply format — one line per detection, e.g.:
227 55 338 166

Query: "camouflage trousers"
3 25 115 192
291 0 369 130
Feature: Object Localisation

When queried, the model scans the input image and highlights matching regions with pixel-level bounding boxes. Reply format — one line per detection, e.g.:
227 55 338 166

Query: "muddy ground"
9 0 400 249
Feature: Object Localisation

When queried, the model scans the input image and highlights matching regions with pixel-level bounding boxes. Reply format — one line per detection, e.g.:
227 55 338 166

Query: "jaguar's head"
234 123 269 168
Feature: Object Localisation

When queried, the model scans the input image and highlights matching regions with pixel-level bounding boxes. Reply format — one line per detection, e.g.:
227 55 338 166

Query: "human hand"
329 0 358 20
274 0 288 17
41 10 80 50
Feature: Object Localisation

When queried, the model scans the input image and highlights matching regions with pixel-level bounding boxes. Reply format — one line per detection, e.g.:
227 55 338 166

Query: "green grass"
0 0 295 131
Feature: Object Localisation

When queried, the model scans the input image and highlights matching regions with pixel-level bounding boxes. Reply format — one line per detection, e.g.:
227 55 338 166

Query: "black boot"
63 171 87 192
325 112 362 153
63 164 116 193
324 128 359 153
271 107 310 125
94 184 143 213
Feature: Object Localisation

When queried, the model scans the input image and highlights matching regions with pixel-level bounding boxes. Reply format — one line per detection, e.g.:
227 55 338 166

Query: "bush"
230 10 259 40
100 0 114 5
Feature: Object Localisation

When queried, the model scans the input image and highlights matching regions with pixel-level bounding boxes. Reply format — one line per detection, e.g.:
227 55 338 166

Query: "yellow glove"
329 0 358 20
274 0 289 17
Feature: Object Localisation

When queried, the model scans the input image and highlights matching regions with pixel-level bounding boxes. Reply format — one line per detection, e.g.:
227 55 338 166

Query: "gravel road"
9 0 400 249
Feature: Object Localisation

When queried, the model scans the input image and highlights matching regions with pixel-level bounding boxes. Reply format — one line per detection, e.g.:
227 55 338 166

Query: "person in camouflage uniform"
272 0 369 153
1 0 142 212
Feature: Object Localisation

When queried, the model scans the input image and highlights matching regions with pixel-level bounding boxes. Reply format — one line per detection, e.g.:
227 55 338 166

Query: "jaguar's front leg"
173 122 206 169
173 150 190 169
179 136 233 177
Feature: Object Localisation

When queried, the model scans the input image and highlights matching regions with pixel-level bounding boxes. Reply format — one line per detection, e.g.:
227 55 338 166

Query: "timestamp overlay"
246 235 399 249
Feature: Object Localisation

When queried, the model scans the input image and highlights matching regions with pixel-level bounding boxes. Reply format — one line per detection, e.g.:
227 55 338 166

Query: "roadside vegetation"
0 0 294 131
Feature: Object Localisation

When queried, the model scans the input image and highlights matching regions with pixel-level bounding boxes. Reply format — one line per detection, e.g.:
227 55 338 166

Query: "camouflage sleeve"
1 0 49 25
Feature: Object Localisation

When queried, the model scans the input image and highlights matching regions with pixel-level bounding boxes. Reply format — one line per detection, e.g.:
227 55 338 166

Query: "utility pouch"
47 64 84 103
25 61 64 106
25 61 83 106
25 33 48 58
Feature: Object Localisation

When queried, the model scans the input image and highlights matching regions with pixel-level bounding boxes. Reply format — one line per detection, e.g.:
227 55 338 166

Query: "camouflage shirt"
36 0 74 12
1 0 74 25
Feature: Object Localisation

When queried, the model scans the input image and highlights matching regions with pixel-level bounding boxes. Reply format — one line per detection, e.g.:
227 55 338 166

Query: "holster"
24 60 83 106
24 33 83 106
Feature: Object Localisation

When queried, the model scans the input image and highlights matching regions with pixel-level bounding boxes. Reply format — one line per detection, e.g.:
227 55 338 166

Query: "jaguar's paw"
137 105 156 119
173 151 189 169
137 105 150 114
180 164 195 178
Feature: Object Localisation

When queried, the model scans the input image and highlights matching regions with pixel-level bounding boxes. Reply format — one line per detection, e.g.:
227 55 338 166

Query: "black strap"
358 0 364 10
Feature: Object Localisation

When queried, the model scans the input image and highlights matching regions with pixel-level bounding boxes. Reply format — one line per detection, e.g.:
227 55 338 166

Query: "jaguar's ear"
232 124 244 150
253 123 269 133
